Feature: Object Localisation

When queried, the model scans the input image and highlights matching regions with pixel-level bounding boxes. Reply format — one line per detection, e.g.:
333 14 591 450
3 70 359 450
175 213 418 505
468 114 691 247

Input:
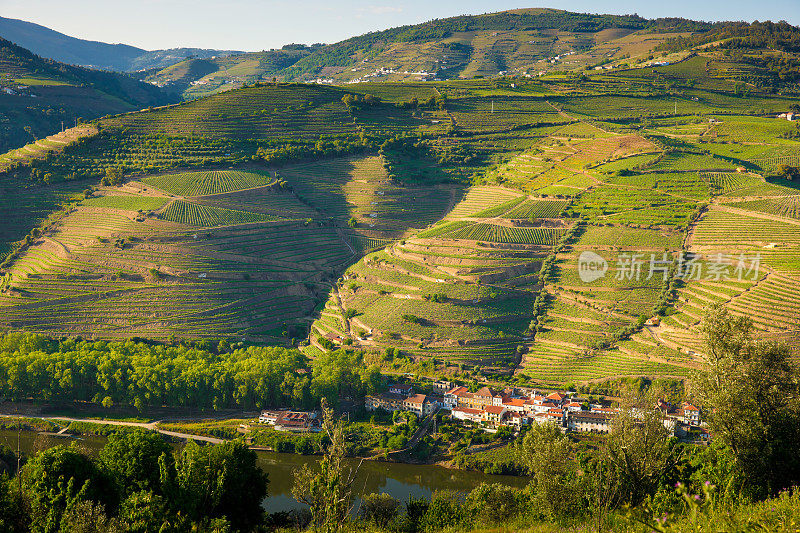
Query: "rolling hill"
0 9 799 389
145 8 717 99
0 36 175 153
143 10 800 102
0 15 240 71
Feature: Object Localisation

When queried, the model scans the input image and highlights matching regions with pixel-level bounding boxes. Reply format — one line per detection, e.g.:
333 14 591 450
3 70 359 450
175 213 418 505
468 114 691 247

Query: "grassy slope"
1 32 799 385
142 9 716 100
0 37 172 152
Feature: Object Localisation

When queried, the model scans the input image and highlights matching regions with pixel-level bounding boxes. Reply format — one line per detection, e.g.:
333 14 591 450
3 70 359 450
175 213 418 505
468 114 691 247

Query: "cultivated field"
2 56 799 387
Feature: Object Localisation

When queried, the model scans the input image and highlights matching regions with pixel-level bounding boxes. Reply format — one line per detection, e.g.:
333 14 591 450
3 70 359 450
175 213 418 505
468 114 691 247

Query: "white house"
452 406 483 423
389 383 414 397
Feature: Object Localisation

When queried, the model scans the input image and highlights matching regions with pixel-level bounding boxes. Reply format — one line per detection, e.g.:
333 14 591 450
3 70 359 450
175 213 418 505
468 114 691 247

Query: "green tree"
466 483 521 523
604 391 679 507
359 493 400 528
58 500 121 533
519 422 582 518
292 399 360 532
166 440 268 531
116 491 175 533
99 430 171 496
694 306 800 498
0 476 27 533
101 168 123 187
23 445 117 533
776 164 799 181
421 490 464 531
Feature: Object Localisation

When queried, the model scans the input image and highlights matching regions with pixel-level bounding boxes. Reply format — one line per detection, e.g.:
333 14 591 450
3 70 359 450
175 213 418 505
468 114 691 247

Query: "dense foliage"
0 333 382 410
2 432 268 532
657 20 800 53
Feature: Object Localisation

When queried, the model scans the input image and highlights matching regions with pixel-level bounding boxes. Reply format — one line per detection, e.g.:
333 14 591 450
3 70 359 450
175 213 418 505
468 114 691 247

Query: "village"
257 380 705 441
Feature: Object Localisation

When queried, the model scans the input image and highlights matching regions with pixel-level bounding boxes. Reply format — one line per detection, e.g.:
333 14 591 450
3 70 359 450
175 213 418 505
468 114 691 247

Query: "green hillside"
146 46 315 99
148 9 709 98
0 37 174 152
0 9 799 387
142 11 800 104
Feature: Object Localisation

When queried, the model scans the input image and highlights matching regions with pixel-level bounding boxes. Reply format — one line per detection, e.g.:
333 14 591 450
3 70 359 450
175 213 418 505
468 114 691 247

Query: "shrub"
466 483 522 523
422 490 466 531
359 493 400 528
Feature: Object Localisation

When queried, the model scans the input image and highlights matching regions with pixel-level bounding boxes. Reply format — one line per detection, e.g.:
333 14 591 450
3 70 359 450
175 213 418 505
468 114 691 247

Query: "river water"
0 430 529 512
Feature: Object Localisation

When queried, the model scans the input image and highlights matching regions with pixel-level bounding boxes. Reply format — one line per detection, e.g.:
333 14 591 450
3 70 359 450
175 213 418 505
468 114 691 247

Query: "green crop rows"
142 170 273 196
504 199 569 219
160 200 277 227
446 223 566 245
728 197 800 220
418 221 474 238
82 195 169 211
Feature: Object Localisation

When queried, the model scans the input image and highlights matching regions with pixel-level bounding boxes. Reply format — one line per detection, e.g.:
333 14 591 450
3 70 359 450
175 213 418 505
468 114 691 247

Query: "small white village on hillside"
364 382 703 437
258 380 705 440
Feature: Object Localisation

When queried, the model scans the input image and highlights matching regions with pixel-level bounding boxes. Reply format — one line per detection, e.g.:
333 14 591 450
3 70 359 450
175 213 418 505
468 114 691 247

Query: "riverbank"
0 427 530 516
0 401 529 476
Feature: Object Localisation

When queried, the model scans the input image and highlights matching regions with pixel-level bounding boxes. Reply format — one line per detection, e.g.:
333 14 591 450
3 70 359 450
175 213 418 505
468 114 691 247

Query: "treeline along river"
0 429 529 513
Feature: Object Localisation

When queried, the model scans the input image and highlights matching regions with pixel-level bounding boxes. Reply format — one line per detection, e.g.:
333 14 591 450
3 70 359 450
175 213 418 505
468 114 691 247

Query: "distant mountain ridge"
0 36 174 152
145 8 720 99
0 16 241 71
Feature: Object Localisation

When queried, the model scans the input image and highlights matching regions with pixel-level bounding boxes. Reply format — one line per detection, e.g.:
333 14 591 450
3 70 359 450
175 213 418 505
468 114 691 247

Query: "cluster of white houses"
258 409 320 432
366 383 702 435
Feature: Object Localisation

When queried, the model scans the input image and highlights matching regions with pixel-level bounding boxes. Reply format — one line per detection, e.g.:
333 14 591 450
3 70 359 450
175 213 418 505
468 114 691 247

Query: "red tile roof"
475 386 495 398
485 406 505 415
405 394 427 405
453 407 482 416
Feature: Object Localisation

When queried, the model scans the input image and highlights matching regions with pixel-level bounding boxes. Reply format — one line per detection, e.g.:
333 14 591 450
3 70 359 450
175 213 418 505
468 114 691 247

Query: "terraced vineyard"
278 156 454 238
444 223 565 245
142 170 273 196
727 197 800 220
160 200 277 226
307 182 568 373
82 195 170 211
0 152 461 340
504 199 569 219
3 61 800 388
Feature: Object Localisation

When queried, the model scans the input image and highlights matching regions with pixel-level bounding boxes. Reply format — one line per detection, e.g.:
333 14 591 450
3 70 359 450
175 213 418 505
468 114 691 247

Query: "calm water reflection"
0 430 529 512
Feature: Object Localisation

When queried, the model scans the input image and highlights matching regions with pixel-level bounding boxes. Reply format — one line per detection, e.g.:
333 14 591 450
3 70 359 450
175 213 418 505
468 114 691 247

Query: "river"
0 430 529 512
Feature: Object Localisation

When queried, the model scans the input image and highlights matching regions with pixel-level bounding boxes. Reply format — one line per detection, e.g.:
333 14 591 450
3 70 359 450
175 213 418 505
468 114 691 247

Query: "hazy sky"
2 0 798 51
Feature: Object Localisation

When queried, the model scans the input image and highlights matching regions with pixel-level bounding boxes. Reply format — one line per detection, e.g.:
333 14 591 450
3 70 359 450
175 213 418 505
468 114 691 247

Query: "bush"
359 493 400 528
422 490 465 531
466 483 522 523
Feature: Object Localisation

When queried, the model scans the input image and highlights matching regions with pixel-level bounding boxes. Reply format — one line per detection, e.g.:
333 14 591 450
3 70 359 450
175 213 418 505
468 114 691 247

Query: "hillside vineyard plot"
142 170 273 196
3 60 800 387
159 200 277 226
